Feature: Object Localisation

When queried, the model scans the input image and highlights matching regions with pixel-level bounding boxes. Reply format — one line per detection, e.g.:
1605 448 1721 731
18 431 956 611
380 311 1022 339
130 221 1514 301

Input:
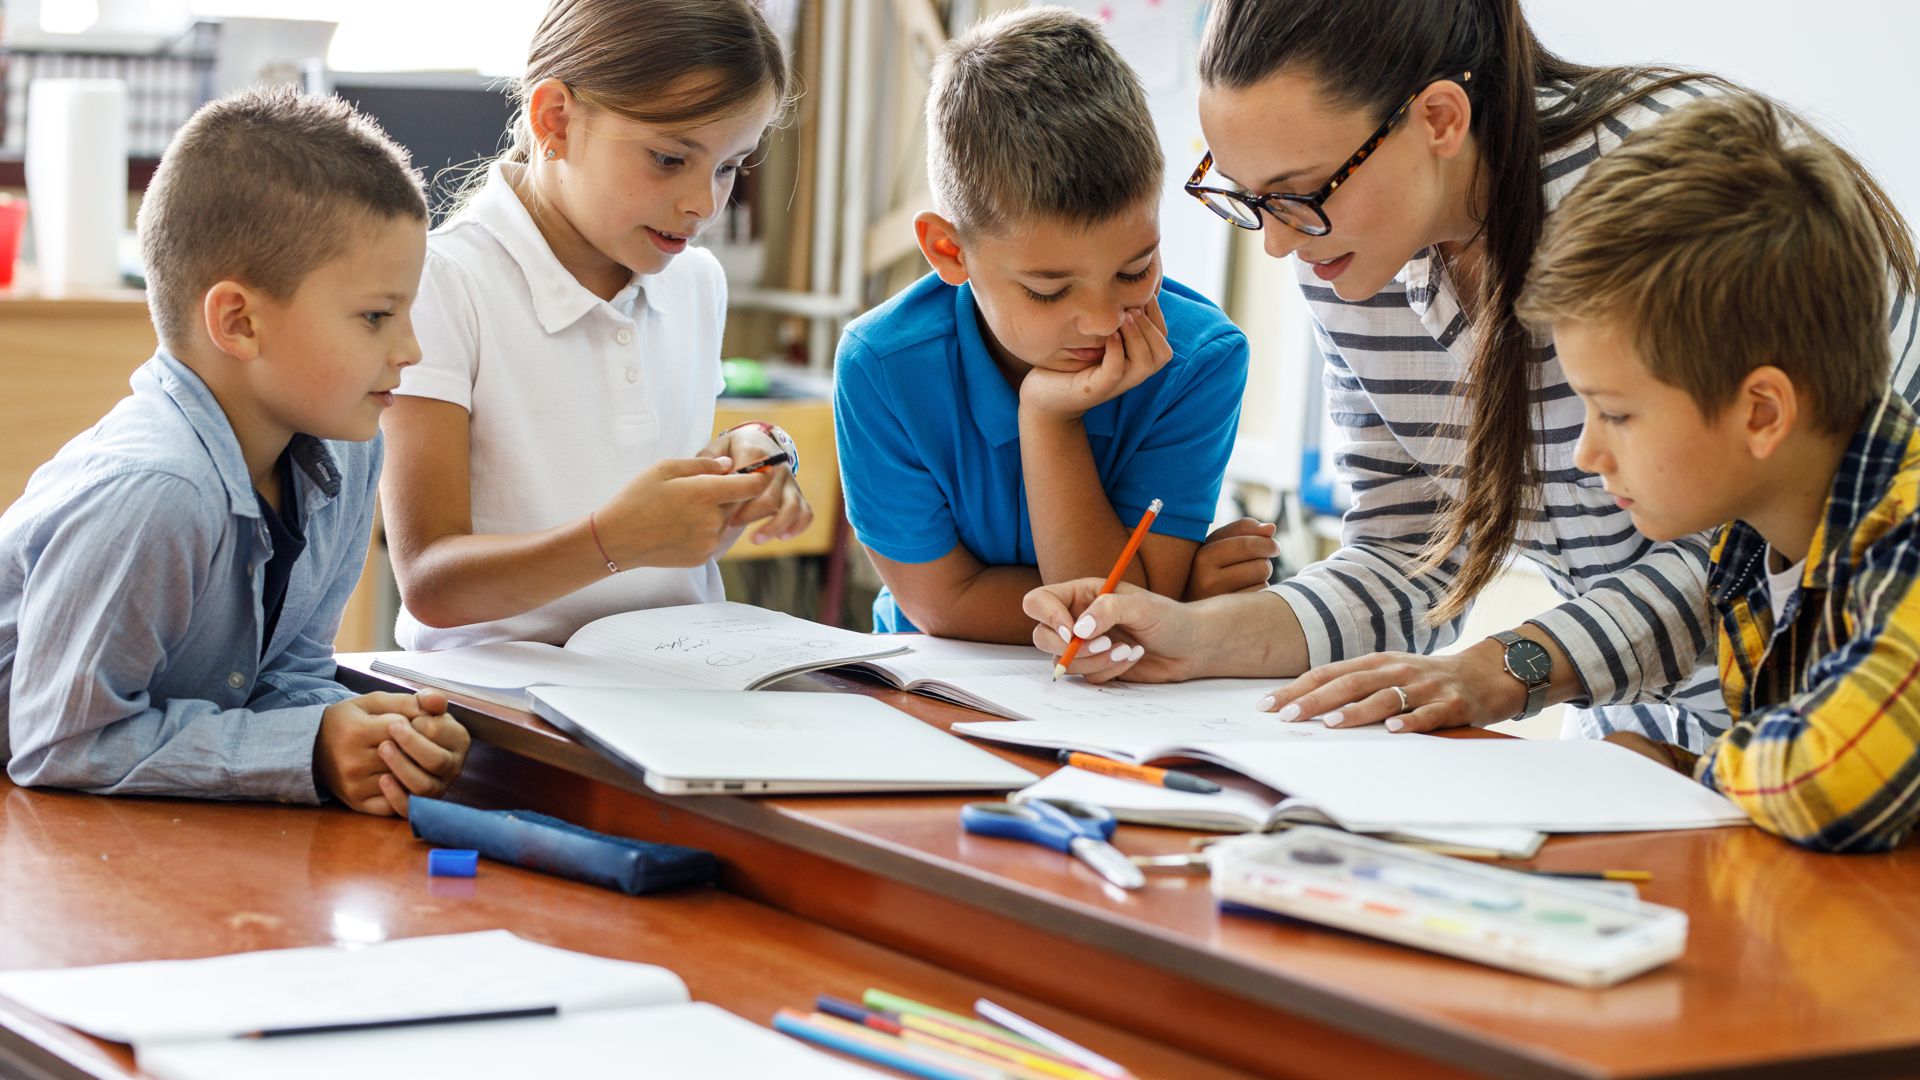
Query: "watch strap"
1490 630 1549 720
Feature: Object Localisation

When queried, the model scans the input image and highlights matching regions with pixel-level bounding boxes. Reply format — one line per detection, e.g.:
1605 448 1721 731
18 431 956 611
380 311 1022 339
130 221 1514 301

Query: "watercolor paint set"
1210 827 1688 987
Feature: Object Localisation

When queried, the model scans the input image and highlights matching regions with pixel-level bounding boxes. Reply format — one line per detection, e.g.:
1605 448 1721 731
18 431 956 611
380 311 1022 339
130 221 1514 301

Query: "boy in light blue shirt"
836 7 1263 642
0 88 469 815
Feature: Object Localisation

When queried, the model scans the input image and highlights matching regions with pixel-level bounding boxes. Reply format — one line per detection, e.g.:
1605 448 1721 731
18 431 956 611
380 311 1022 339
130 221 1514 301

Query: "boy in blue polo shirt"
835 7 1257 643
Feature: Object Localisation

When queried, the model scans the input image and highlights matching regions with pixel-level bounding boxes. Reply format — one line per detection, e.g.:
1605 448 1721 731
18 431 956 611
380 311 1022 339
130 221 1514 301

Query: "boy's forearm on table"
895 564 1045 645
1019 410 1153 590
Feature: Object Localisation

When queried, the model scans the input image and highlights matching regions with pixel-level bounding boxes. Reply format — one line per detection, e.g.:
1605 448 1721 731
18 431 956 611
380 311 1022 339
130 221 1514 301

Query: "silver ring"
1389 685 1410 713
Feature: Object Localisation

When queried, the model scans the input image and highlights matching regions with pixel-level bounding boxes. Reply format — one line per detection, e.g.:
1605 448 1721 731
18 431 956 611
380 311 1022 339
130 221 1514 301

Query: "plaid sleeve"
1696 513 1920 853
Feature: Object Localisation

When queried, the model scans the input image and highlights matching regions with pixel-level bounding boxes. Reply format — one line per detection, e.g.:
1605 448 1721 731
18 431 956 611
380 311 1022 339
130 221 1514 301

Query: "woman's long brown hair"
1198 0 1732 622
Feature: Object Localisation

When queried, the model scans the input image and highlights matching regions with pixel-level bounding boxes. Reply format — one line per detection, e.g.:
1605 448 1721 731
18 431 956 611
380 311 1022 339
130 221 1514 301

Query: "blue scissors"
960 797 1144 890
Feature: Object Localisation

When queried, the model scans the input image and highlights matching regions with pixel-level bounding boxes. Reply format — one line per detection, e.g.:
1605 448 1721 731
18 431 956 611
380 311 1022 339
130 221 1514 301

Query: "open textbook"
976 729 1749 834
370 603 910 709
0 931 877 1080
1014 765 1546 858
840 634 1292 721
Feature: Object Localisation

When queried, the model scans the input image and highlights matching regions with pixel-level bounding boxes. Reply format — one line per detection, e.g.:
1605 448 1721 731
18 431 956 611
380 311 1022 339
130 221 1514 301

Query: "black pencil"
242 1004 559 1039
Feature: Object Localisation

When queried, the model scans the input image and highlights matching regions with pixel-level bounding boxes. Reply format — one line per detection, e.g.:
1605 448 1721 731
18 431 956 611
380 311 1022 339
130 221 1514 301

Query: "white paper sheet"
952 674 1293 722
953 711 1395 762
1194 738 1751 833
136 1002 881 1080
0 931 687 1045
853 635 1052 683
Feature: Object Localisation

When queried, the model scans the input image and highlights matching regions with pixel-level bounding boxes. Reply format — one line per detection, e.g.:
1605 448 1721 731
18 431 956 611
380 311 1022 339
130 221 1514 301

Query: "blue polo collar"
952 282 1122 448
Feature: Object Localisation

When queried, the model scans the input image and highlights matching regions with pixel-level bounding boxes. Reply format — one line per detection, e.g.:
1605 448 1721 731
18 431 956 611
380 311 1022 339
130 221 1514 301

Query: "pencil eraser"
428 848 479 878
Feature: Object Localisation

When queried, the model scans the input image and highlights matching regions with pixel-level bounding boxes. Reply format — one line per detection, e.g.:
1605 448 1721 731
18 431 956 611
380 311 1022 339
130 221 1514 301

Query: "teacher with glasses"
1024 0 1919 752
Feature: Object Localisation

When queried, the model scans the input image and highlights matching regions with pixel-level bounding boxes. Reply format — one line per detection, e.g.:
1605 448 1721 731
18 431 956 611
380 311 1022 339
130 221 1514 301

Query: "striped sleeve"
1269 322 1468 665
1696 514 1920 853
1525 534 1718 707
1887 283 1919 405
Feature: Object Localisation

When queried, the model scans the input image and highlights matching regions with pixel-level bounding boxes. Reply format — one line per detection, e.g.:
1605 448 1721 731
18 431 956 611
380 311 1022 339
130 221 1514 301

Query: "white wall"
1528 0 1920 223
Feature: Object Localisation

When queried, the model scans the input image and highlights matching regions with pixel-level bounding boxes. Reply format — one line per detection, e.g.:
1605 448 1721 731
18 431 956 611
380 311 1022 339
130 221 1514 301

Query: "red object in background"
0 198 25 288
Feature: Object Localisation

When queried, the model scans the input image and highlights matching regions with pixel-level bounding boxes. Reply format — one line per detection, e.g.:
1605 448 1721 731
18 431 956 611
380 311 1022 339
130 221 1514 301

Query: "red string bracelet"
587 511 618 574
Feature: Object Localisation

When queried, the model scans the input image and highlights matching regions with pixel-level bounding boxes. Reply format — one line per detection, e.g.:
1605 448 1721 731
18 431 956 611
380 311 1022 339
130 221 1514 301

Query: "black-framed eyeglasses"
1185 71 1471 237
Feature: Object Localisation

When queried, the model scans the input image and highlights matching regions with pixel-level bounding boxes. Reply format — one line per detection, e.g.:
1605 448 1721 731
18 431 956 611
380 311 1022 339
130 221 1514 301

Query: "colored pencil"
976 998 1133 1080
862 990 1050 1050
775 1009 1009 1080
817 996 1100 1080
1053 499 1161 680
1511 868 1653 882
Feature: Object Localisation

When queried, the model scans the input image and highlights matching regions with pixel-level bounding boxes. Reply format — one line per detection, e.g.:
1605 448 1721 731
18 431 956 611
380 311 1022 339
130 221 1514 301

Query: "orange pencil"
1053 498 1161 680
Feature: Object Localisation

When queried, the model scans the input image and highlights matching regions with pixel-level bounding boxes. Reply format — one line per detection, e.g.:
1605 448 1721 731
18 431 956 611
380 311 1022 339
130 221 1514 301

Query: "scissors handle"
960 802 1072 853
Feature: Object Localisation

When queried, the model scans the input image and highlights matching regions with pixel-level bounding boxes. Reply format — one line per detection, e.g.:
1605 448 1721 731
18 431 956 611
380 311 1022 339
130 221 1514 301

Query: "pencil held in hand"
1054 499 1161 680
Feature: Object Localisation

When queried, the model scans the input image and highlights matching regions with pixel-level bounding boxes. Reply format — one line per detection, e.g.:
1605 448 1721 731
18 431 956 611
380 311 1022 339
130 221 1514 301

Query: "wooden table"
0 776 1251 1080
335 660 1920 1080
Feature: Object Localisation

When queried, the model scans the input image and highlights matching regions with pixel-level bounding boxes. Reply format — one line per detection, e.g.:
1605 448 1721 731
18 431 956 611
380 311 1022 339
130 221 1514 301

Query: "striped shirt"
1684 391 1920 852
1271 80 1920 750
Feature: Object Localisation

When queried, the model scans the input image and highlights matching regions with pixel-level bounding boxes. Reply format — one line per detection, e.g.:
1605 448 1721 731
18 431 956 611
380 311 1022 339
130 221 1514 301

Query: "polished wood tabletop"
338 657 1920 1080
0 777 1255 1080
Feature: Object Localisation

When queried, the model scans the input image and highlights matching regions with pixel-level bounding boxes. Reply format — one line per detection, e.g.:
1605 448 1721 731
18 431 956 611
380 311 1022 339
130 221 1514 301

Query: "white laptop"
529 687 1039 795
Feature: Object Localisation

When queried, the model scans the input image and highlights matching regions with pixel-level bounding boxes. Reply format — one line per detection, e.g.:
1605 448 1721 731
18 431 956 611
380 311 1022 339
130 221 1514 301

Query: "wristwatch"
1490 630 1552 720
724 420 799 473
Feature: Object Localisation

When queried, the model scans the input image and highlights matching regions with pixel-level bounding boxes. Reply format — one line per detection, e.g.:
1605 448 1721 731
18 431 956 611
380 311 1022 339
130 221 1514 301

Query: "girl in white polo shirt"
380 0 810 649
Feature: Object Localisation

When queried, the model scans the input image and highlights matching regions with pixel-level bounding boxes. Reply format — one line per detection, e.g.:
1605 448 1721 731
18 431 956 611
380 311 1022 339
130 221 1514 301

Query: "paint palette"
1210 827 1688 987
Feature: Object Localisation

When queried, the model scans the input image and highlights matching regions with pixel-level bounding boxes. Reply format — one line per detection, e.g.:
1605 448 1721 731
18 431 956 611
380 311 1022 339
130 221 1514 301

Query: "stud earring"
543 147 557 161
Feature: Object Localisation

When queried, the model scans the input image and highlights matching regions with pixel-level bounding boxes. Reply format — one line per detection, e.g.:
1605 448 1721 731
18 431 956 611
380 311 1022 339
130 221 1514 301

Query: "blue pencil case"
409 796 718 896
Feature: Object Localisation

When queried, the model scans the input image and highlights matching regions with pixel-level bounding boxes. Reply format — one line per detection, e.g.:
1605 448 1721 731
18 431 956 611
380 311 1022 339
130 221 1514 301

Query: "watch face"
1504 639 1552 683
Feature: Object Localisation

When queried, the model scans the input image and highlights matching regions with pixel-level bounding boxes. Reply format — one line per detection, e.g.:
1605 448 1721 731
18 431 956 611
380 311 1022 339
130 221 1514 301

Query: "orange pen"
1053 498 1160 680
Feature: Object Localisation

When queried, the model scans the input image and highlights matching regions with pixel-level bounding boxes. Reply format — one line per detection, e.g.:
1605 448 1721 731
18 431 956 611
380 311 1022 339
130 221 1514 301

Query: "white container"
25 78 128 294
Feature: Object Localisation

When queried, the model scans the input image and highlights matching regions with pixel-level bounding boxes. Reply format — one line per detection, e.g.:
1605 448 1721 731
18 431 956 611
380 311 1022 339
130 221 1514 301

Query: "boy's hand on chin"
1020 295 1173 420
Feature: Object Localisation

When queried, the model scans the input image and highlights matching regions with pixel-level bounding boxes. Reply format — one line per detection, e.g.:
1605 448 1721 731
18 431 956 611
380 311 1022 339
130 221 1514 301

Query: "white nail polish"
1057 624 1072 643
1321 712 1345 727
1386 718 1405 732
1277 703 1301 722
1088 636 1112 654
1131 646 1147 661
1257 695 1275 711
1109 645 1133 663
1073 614 1097 638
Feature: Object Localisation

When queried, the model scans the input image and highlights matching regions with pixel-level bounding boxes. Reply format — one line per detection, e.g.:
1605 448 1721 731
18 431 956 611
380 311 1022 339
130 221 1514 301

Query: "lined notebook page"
946 673 1294 723
853 635 1050 683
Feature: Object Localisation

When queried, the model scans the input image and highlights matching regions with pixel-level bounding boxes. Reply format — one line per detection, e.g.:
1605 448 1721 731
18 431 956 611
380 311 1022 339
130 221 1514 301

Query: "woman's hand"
1022 579 1207 683
1256 640 1527 732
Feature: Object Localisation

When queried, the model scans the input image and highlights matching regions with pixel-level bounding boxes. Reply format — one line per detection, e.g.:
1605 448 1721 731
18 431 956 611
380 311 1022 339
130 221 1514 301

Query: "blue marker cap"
428 848 479 878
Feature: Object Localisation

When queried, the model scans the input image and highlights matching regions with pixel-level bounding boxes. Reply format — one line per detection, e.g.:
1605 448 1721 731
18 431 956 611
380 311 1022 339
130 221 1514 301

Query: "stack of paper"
0 931 879 1080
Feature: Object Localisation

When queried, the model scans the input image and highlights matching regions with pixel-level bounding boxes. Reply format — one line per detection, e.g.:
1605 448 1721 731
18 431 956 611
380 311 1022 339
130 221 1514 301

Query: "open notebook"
1015 766 1546 858
841 634 1290 721
0 931 878 1080
988 735 1749 834
370 602 909 709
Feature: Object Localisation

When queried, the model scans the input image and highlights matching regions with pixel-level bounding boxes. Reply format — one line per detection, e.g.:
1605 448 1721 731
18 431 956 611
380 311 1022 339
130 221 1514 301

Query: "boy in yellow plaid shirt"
1520 93 1920 853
